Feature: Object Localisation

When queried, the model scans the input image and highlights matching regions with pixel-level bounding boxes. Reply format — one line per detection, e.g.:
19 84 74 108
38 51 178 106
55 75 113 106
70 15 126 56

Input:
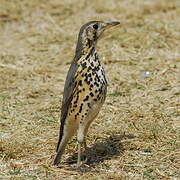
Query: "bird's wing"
56 60 78 152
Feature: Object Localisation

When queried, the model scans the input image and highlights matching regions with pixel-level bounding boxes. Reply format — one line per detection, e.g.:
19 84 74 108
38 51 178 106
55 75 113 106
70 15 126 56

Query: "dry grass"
0 0 180 179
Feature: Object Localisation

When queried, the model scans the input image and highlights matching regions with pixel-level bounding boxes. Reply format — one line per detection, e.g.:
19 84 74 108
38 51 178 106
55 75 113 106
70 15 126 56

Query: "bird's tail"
53 146 65 165
54 125 76 165
53 137 68 165
56 136 62 152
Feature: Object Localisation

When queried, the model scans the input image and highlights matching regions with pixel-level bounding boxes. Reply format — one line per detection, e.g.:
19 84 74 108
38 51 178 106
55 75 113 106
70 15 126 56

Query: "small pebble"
142 71 151 79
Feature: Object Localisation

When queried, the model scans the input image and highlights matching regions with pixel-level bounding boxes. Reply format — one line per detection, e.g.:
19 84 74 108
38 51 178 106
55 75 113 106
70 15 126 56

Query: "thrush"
54 21 120 166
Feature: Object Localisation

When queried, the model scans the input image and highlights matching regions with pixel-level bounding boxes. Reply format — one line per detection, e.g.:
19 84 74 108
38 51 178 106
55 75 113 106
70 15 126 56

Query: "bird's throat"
75 38 96 60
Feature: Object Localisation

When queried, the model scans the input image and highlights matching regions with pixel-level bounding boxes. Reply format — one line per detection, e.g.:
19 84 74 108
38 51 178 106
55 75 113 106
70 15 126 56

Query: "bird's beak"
104 21 120 29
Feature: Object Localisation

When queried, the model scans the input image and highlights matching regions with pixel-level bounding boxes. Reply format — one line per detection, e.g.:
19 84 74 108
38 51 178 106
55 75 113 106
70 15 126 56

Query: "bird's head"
76 21 120 54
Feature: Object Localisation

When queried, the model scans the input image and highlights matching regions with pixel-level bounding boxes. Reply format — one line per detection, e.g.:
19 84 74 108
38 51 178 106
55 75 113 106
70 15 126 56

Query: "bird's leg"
77 125 86 167
84 137 87 150
77 142 82 167
83 137 89 164
77 126 90 166
77 116 95 166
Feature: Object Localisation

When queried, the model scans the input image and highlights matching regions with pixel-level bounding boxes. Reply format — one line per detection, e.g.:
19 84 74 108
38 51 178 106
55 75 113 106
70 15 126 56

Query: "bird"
53 21 120 167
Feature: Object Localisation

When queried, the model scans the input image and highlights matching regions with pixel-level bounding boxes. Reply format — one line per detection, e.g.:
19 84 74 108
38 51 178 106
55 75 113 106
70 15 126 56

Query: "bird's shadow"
65 133 135 168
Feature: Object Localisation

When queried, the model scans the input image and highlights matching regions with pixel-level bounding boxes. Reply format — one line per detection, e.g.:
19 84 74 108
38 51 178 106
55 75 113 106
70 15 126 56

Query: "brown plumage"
54 21 120 166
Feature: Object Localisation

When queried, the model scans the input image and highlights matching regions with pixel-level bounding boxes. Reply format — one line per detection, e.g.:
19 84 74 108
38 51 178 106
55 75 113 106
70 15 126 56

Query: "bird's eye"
93 24 98 29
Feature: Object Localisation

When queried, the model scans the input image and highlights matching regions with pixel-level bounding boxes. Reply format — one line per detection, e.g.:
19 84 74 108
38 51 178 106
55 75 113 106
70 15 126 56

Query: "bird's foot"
69 163 88 172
